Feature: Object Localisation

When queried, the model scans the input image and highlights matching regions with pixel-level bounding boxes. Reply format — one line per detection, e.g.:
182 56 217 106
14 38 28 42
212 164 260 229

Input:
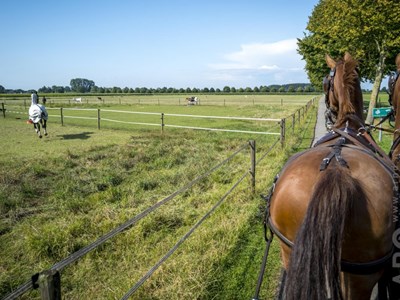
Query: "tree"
70 78 95 93
223 86 231 93
298 0 400 123
0 85 5 93
90 86 99 93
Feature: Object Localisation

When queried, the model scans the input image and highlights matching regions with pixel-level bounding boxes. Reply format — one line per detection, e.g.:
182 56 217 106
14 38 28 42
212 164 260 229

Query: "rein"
365 108 396 134
331 127 394 166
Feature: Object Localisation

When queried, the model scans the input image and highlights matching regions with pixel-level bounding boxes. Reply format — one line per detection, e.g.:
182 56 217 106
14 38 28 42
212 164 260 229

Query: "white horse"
186 96 198 105
29 104 48 138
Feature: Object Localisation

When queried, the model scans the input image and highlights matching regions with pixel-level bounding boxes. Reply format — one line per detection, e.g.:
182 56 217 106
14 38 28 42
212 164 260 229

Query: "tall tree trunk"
366 53 386 124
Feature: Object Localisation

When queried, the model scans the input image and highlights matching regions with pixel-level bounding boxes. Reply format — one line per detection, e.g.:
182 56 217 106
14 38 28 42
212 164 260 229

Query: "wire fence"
1 97 317 299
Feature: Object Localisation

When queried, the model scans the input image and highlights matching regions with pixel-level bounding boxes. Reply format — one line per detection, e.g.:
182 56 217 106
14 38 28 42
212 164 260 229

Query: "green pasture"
1 93 317 107
3 96 317 137
0 118 294 299
0 94 394 299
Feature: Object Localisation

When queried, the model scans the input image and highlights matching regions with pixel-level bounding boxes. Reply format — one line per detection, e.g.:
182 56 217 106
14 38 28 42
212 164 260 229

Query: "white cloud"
207 39 308 86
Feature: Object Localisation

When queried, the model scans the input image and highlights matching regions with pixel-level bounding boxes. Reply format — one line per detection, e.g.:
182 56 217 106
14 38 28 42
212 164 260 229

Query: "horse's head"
392 53 400 113
389 53 400 166
325 52 364 129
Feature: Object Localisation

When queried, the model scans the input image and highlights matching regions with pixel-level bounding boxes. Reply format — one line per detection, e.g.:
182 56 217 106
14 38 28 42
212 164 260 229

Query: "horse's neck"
335 113 364 131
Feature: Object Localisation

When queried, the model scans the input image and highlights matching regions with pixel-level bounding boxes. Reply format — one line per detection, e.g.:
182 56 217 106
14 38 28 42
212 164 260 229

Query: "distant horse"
29 102 48 138
186 96 198 105
266 53 398 299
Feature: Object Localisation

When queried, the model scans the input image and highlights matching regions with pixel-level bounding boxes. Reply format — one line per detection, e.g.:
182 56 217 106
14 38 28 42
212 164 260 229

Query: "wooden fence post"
280 118 286 147
38 269 61 300
298 109 300 124
97 109 101 130
161 113 164 133
60 108 64 126
292 114 295 133
249 140 256 194
2 103 5 118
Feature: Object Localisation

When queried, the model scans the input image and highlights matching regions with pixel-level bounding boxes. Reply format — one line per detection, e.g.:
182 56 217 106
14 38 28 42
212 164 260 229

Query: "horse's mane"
335 53 362 125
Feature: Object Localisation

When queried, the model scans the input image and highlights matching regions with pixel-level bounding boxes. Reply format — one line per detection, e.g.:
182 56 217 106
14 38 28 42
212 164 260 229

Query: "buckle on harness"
320 158 331 171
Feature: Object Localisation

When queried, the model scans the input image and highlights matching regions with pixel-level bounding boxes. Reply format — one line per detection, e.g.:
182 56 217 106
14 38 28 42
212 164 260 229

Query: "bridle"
324 68 338 116
388 71 400 107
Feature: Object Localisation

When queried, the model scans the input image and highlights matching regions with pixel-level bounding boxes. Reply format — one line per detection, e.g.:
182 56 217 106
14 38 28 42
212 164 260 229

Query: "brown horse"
267 53 398 299
389 53 400 169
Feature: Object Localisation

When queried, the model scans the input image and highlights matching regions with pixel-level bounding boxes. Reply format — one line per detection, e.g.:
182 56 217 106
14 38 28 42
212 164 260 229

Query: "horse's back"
29 104 48 122
270 145 394 264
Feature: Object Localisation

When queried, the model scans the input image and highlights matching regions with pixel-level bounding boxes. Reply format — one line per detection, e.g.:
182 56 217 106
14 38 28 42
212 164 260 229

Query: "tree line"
0 79 319 95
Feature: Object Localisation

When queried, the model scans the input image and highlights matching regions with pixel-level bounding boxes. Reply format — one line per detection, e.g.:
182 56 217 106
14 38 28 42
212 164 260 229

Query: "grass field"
3 97 316 138
1 93 318 107
0 94 393 299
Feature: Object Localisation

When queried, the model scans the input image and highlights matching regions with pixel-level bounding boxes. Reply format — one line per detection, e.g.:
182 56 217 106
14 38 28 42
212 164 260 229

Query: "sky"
0 0 321 90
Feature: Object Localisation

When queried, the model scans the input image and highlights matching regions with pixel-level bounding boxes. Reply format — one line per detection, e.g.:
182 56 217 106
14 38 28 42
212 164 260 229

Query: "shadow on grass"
58 132 94 140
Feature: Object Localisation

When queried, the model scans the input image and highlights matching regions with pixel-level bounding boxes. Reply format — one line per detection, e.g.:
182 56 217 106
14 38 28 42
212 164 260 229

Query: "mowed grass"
1 99 318 299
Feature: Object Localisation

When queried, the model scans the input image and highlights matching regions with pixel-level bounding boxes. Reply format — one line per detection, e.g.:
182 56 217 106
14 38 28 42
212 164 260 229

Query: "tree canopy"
298 0 400 122
70 78 95 93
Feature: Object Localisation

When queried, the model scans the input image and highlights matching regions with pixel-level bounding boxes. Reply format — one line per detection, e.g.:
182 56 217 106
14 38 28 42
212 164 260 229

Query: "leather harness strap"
319 137 348 170
267 216 393 275
331 127 396 169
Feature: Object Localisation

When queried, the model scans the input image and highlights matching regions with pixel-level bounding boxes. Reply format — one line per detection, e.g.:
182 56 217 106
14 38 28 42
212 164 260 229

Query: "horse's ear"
326 54 336 69
396 53 400 71
344 52 353 62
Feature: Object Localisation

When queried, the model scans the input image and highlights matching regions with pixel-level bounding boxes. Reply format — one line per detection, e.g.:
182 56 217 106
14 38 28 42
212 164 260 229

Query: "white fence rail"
2 97 318 145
